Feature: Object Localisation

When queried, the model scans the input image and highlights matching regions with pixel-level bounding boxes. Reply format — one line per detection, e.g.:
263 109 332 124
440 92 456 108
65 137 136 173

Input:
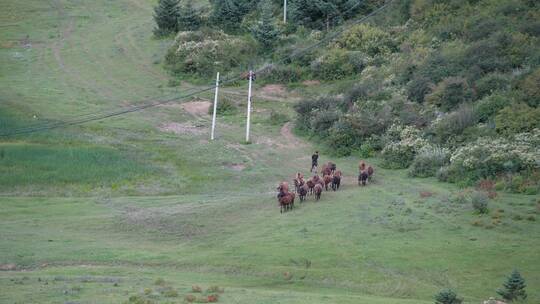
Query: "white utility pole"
211 72 220 140
245 70 253 143
283 0 287 23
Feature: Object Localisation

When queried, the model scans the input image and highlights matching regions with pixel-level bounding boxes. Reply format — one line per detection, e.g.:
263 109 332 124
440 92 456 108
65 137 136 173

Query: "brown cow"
293 173 305 193
314 184 323 201
323 175 333 191
358 170 368 186
359 161 366 172
332 174 341 191
278 192 295 213
298 184 308 202
306 179 315 195
367 165 374 181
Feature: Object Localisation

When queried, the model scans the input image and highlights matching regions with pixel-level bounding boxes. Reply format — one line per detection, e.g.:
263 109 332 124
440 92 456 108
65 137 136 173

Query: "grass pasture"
0 0 539 303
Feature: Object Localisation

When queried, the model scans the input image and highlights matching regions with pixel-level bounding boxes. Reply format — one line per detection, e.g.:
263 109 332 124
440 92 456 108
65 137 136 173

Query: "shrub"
471 191 489 214
409 145 450 177
429 104 477 143
333 23 397 57
474 94 510 123
434 289 462 304
185 294 196 302
497 270 527 302
191 285 202 293
381 125 428 169
475 72 511 99
208 97 236 115
517 68 540 107
268 110 289 126
447 130 540 182
262 64 304 84
165 30 256 77
495 103 540 135
310 48 366 81
154 278 165 286
426 77 473 111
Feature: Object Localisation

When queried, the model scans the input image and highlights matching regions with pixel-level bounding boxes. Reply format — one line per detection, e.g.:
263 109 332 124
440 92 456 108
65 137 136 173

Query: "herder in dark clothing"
311 151 319 173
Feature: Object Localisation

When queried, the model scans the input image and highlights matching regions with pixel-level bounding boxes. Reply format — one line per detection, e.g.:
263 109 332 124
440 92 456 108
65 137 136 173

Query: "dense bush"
262 64 304 83
310 49 366 80
495 103 540 135
446 129 540 183
208 97 236 115
429 104 477 143
474 94 510 123
517 68 540 107
475 72 511 99
268 110 289 125
425 77 473 111
381 125 428 169
434 289 462 304
165 30 256 77
408 145 450 177
333 23 398 57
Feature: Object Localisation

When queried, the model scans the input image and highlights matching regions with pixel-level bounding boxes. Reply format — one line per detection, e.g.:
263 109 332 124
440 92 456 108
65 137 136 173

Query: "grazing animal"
298 184 308 202
314 184 323 201
359 161 366 172
367 165 374 181
321 162 336 176
358 170 369 186
332 174 341 191
329 162 337 173
278 192 295 213
323 175 333 191
306 179 315 195
294 173 305 193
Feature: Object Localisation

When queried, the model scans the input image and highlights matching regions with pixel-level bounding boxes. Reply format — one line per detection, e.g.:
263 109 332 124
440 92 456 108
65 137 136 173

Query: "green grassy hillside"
0 0 539 303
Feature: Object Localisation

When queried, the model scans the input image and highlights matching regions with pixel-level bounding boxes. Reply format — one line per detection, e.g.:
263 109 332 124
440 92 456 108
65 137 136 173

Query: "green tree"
177 0 201 31
209 0 252 31
434 289 462 304
153 0 181 36
251 2 280 50
497 270 527 302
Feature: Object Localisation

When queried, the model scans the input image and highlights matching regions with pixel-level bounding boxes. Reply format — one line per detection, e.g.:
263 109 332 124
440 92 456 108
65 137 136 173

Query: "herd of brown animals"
277 160 375 213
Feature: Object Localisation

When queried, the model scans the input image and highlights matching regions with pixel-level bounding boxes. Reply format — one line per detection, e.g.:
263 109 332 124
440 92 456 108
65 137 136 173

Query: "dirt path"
280 122 306 147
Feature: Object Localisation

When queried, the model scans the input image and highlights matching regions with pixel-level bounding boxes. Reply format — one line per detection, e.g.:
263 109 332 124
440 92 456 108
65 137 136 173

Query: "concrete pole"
245 71 253 143
283 0 287 23
211 72 220 140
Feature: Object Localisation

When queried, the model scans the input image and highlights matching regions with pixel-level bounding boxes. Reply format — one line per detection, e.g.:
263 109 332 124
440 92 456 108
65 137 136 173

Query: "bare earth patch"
302 80 321 86
261 84 286 97
158 122 205 135
182 100 211 116
0 263 17 271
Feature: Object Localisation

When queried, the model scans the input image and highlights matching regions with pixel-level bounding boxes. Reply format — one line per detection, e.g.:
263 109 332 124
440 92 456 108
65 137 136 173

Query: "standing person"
311 151 319 173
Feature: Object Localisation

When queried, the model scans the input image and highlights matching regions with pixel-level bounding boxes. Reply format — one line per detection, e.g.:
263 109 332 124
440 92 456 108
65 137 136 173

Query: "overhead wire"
0 0 394 137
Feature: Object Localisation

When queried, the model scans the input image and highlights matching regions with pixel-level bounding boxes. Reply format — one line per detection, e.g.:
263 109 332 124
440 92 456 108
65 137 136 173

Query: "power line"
0 0 394 137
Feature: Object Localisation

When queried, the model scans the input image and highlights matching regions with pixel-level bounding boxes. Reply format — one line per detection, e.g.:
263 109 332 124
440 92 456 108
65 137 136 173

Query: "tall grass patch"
0 143 148 190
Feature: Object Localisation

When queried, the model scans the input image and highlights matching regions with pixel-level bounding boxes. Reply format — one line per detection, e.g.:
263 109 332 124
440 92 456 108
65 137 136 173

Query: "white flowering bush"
409 145 451 177
165 30 256 77
381 124 429 169
446 129 540 182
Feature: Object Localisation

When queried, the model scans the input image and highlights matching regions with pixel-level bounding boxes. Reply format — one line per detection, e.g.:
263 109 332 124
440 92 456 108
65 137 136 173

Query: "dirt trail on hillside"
280 122 306 147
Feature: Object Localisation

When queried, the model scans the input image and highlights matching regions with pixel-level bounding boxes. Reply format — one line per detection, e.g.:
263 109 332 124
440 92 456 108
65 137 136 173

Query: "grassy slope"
0 0 539 303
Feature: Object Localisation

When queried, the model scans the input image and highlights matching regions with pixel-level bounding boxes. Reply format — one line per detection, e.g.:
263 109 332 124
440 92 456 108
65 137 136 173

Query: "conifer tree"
251 2 280 50
434 289 462 304
209 0 243 31
178 0 201 31
153 0 181 36
497 270 527 302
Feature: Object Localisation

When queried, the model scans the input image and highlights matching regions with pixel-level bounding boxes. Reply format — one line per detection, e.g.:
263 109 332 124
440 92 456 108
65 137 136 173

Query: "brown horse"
323 175 333 191
314 184 323 201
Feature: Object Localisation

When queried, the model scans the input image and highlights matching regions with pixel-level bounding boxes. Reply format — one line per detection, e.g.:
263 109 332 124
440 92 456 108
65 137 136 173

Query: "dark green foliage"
429 104 477 144
268 110 289 125
426 77 473 111
177 0 202 31
475 72 511 99
495 103 540 135
289 0 383 30
517 68 540 107
434 289 462 304
251 2 281 51
153 0 181 36
262 64 304 83
474 94 510 123
497 270 527 302
209 0 252 32
208 97 237 115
